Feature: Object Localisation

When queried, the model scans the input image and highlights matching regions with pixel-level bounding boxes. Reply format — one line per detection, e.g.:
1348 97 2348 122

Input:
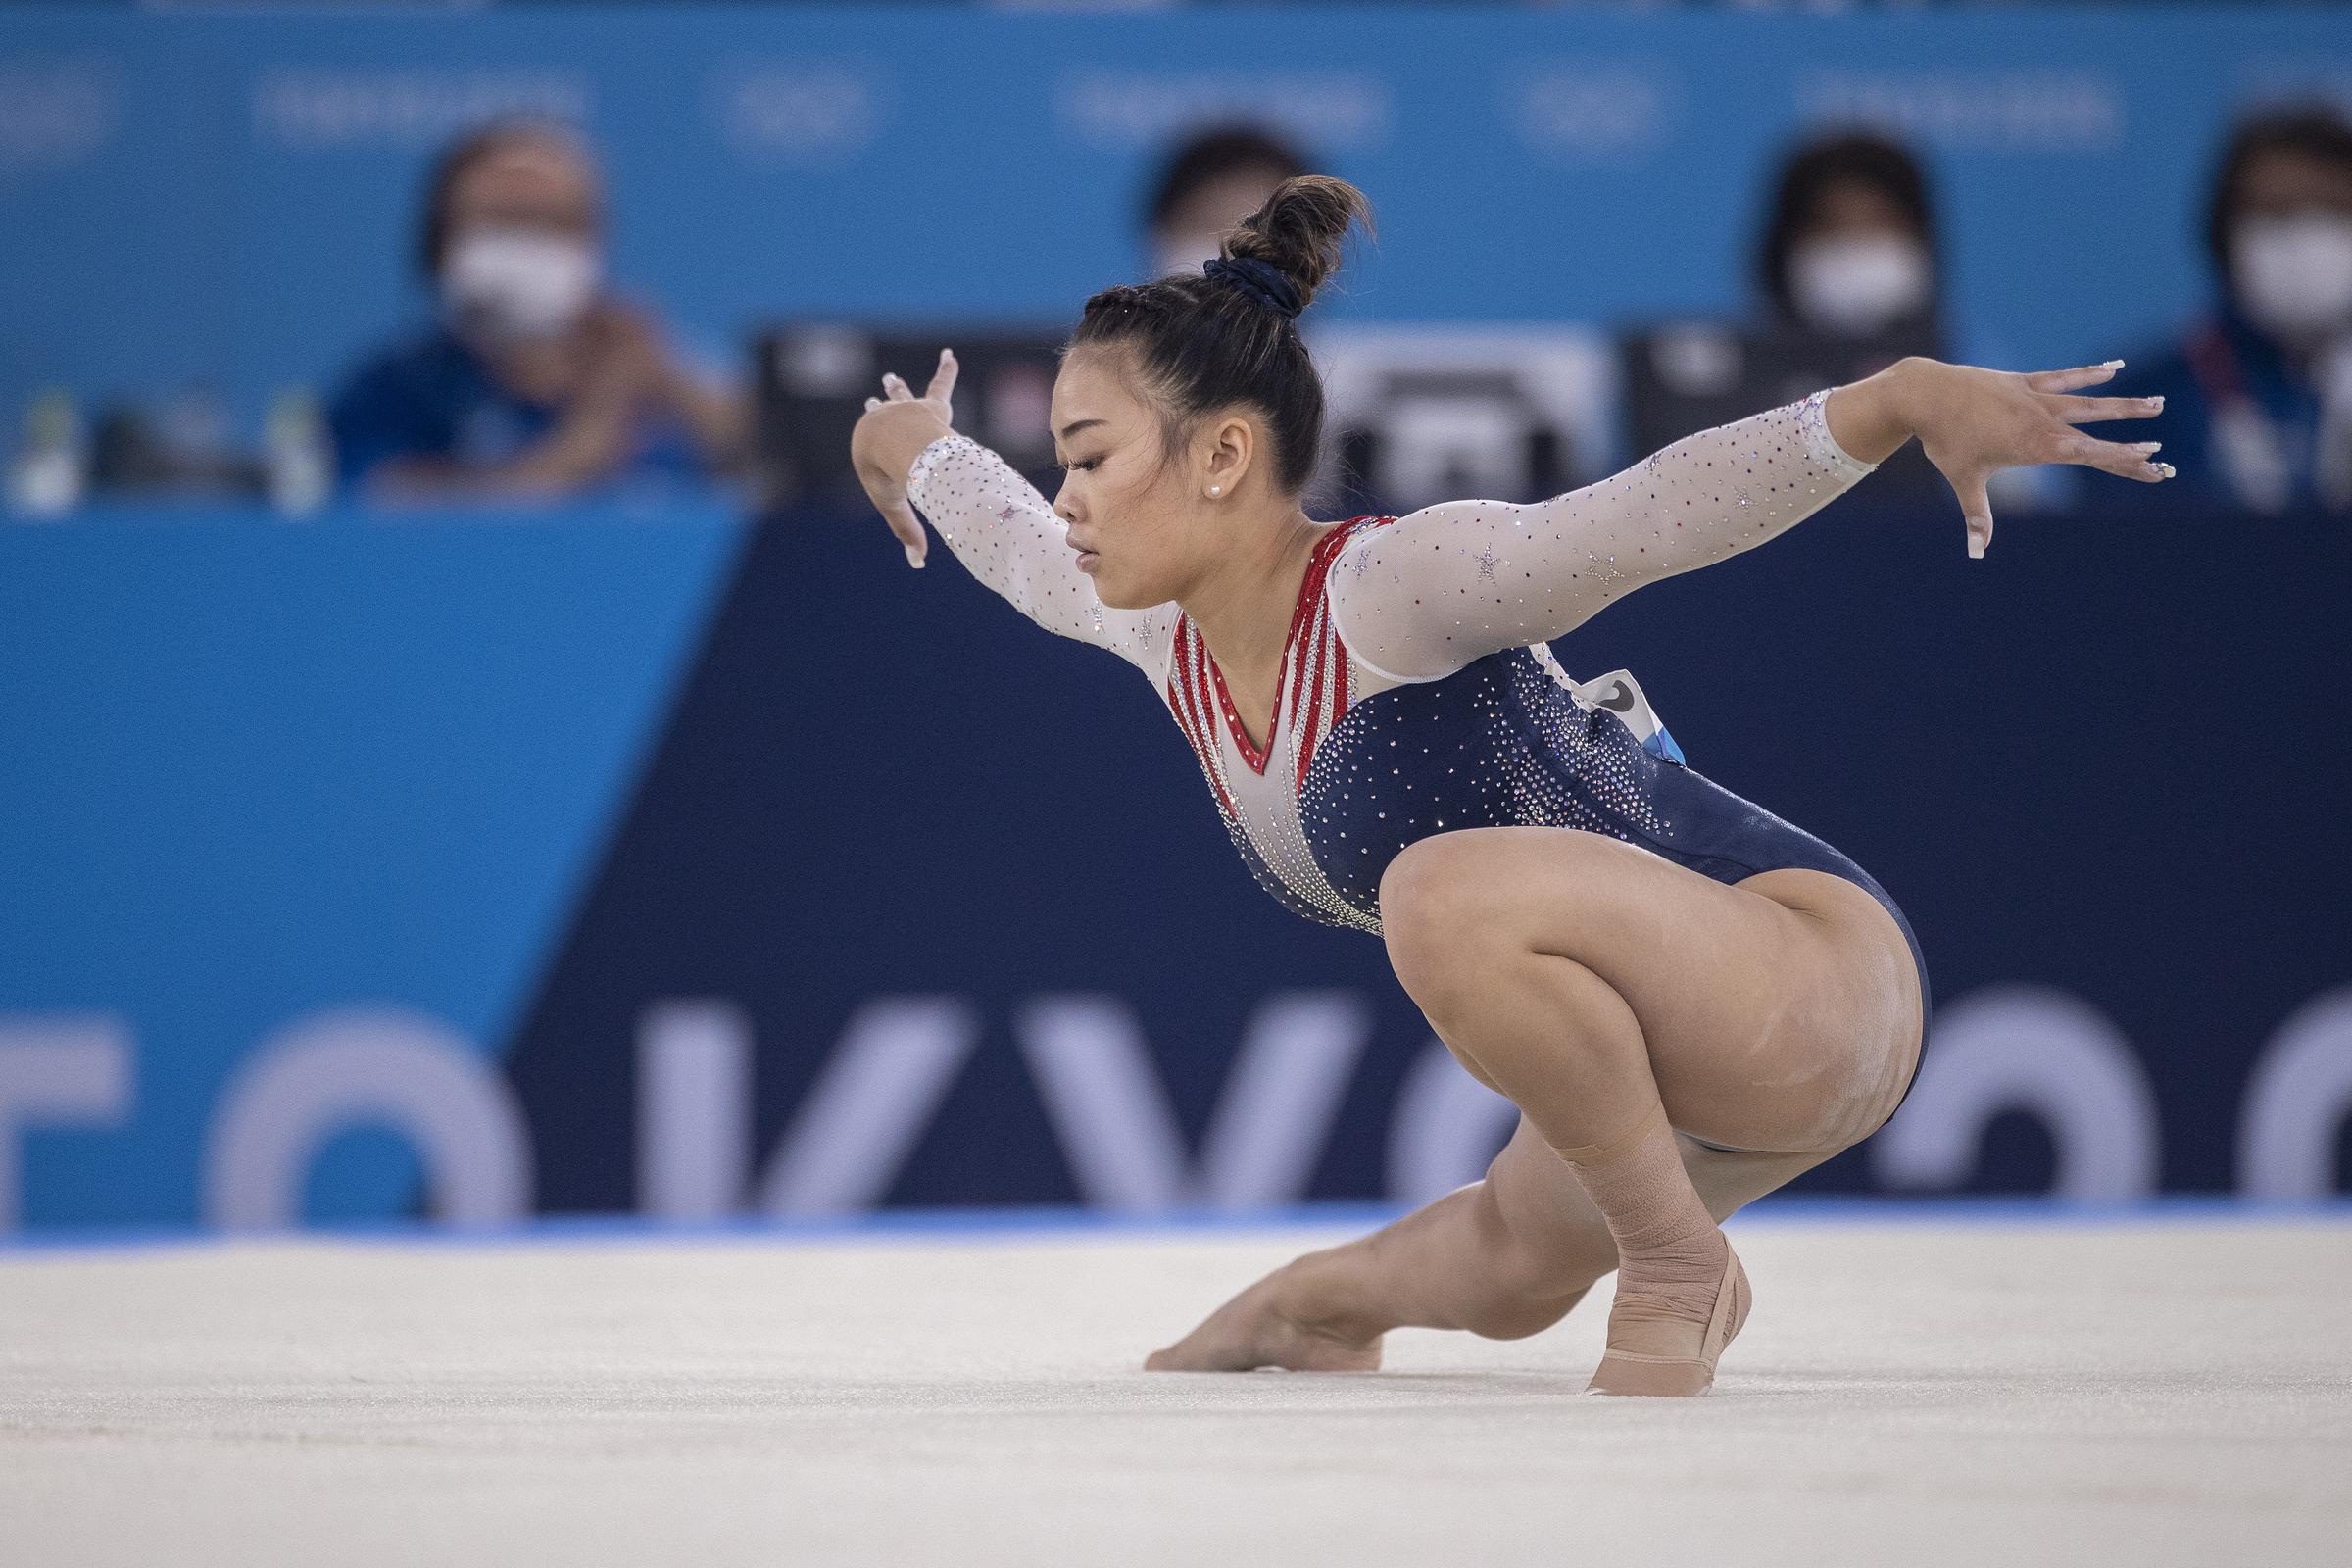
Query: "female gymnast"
849 178 2170 1396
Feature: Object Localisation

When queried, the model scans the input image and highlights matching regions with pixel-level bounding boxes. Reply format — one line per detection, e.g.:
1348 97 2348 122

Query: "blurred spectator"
2112 106 2352 513
1758 130 1949 364
1143 125 1311 277
329 122 747 503
1623 130 1948 484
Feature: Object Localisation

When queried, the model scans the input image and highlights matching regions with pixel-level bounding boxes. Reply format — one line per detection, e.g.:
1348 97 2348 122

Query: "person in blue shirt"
2113 107 2352 513
329 121 747 503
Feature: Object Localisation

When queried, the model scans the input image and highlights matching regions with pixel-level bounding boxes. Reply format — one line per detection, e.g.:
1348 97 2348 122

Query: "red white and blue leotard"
905 390 1927 1013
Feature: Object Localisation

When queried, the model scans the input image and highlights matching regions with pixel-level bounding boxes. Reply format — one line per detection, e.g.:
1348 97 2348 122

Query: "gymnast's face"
1049 345 1236 610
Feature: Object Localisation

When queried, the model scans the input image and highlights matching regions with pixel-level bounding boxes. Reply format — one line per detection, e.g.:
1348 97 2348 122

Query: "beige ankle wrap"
1553 1104 1728 1335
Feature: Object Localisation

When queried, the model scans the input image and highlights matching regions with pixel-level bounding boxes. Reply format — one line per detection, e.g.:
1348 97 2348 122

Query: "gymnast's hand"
1825 357 2174 560
851 347 958 568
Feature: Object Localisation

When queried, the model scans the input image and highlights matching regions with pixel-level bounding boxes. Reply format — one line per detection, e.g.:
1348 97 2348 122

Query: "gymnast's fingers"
2023 361 2124 394
1950 467 1994 560
2042 392 2164 424
882 499 928 567
922 347 958 407
882 372 914 403
2066 434 2176 484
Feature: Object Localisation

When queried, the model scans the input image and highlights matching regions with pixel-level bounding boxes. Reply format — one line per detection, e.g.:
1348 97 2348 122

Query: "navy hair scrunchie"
1204 256 1305 319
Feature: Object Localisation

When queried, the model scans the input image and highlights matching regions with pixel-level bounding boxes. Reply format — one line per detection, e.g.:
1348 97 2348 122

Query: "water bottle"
265 387 332 517
6 390 87 518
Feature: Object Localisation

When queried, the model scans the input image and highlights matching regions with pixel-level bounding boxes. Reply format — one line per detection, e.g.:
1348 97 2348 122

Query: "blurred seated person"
1758 129 1949 368
1143 124 1311 278
2111 107 2352 513
330 121 747 503
1625 130 1948 482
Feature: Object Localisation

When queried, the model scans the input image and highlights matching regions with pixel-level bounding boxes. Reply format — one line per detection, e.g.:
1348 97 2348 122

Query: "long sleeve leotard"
906 391 1914 957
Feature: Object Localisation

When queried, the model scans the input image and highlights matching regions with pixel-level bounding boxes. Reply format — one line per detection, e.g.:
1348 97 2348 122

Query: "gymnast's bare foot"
1145 1256 1384 1373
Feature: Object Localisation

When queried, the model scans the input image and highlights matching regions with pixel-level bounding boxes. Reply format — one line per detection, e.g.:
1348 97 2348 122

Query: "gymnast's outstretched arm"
849 349 1175 675
1326 357 2174 684
904 432 1176 673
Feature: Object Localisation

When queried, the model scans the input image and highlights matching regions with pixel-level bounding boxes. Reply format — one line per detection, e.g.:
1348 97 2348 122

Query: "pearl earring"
1208 485 1222 497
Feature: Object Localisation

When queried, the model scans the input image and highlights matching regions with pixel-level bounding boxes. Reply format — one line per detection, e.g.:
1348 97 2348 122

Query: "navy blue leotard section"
1298 647 1931 1073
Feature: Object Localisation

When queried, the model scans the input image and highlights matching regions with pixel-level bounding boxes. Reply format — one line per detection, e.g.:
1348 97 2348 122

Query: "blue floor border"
3 1194 2349 1258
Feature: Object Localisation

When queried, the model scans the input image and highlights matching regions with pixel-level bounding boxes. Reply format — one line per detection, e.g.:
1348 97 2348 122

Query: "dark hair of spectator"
1143 124 1313 236
414 121 597 280
1075 175 1371 496
2204 104 2352 281
1756 130 1939 322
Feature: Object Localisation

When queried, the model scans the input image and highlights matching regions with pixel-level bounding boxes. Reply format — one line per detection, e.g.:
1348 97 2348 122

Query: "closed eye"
1055 457 1102 473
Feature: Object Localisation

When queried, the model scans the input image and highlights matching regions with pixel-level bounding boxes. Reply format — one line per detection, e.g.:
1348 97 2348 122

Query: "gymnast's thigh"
1386 826 1921 1155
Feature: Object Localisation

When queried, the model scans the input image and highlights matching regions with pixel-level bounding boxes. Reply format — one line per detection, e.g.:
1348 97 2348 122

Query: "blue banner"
7 6 2352 431
0 504 747 1226
5 4 2350 1229
3 489 2346 1230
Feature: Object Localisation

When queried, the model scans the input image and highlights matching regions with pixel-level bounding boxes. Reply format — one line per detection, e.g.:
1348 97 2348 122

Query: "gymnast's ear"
1200 411 1256 502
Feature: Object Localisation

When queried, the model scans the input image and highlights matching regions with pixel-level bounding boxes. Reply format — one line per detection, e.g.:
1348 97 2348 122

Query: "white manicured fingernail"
2103 359 2125 369
2157 463 2176 479
906 545 924 568
2137 441 2162 454
1967 530 1984 560
2148 396 2164 411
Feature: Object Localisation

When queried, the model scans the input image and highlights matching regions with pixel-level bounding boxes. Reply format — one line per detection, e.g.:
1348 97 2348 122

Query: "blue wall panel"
0 507 747 1224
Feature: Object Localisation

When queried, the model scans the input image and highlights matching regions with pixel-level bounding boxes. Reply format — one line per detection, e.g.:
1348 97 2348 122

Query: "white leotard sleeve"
1326 391 1878 683
906 432 1177 678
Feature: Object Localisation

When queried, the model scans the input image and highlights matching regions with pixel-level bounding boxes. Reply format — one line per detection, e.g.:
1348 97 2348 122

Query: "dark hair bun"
1222 175 1374 314
1070 173 1374 495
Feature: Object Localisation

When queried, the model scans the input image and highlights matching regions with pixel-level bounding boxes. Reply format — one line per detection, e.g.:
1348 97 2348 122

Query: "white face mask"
1787 234 1932 338
1152 230 1225 278
441 227 601 344
2231 211 2352 344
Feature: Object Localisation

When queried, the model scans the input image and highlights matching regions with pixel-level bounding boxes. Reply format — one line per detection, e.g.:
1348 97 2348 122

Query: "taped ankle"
1555 1105 1725 1327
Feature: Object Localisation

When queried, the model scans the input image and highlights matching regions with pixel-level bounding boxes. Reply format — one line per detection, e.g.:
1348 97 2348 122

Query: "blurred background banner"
3 5 2349 1231
9 6 2352 430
